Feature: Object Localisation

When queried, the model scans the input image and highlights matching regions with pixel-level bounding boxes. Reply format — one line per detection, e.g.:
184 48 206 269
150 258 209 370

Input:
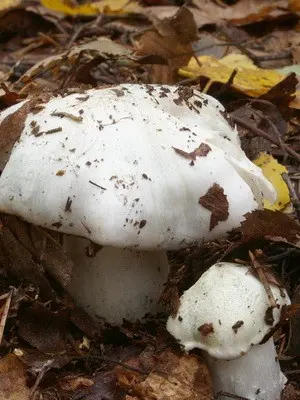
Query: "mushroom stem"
63 236 169 324
204 338 287 400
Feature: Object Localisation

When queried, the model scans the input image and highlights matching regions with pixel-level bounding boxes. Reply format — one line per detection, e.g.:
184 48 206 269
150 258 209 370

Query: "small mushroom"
0 85 275 324
167 262 290 400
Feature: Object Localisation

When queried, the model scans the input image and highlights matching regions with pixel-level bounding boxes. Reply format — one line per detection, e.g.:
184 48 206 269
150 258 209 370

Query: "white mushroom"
0 85 275 324
167 262 290 400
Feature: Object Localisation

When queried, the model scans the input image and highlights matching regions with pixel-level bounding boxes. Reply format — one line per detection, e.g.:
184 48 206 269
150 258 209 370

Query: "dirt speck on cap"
198 322 214 336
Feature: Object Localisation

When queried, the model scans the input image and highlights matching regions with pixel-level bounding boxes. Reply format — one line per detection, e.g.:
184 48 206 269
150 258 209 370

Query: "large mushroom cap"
0 84 275 250
167 262 290 359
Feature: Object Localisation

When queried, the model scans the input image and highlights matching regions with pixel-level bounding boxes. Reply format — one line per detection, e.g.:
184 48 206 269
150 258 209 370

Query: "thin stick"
249 251 276 309
215 391 250 400
0 290 12 346
232 115 300 163
282 172 300 220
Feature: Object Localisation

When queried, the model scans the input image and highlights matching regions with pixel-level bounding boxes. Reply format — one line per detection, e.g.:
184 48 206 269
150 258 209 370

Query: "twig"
0 290 13 346
30 360 54 399
249 251 277 309
66 16 103 49
282 172 300 220
213 68 238 98
87 353 148 375
220 28 291 67
215 392 250 400
249 106 287 159
231 115 300 163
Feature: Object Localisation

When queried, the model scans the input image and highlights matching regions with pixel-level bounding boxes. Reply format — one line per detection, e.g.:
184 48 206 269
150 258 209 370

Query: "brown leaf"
0 354 30 400
0 100 35 152
153 6 198 45
259 73 297 118
59 376 94 391
136 7 197 83
199 183 229 231
116 350 212 400
18 302 68 354
228 99 286 159
3 215 73 287
144 1 289 29
0 215 54 300
236 210 300 245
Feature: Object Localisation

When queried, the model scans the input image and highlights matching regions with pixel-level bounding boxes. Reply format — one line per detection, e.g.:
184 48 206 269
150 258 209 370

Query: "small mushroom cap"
0 85 275 250
167 262 290 360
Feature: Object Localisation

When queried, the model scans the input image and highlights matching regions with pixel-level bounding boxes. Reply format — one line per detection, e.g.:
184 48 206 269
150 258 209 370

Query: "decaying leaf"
236 209 300 245
18 302 68 354
116 349 212 400
144 1 290 29
260 73 297 116
2 215 73 288
0 354 30 400
253 152 290 211
199 183 229 231
19 37 132 84
136 7 198 83
0 216 54 300
92 0 142 14
0 99 33 152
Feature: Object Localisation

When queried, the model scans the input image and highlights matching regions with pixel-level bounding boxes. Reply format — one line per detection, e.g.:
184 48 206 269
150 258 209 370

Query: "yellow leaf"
0 0 20 11
253 152 290 211
179 54 285 97
41 0 97 15
41 0 141 16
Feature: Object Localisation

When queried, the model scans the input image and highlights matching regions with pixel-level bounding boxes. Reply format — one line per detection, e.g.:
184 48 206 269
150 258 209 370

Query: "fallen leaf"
0 99 34 152
0 354 30 400
179 54 286 97
41 0 97 16
92 0 142 14
19 37 132 84
0 0 20 12
144 1 289 29
253 152 290 211
41 0 141 16
136 7 197 83
259 73 297 116
236 209 300 245
289 0 300 11
228 98 286 159
116 350 212 400
0 215 54 300
2 215 73 288
18 302 68 354
199 183 229 231
59 376 94 391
